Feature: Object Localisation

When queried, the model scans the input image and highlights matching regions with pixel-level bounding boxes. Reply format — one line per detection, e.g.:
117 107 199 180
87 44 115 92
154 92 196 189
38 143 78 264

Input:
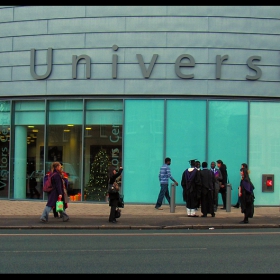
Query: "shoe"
187 215 192 217
63 216 69 222
109 220 117 223
191 215 199 217
211 213 215 217
155 207 163 210
220 207 226 210
201 215 207 217
233 204 239 208
239 220 248 224
40 218 47 223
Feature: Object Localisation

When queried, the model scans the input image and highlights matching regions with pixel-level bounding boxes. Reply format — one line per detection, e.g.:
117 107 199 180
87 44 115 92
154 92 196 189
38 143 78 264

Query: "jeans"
155 184 170 208
41 206 68 222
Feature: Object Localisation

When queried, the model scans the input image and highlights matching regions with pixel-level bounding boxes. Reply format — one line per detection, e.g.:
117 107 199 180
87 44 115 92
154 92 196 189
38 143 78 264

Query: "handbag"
56 200 64 212
115 207 121 218
108 181 120 193
118 194 124 208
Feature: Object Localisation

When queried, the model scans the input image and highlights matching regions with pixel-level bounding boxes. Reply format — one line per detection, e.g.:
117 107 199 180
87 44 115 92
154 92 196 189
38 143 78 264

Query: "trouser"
221 191 227 208
109 198 118 221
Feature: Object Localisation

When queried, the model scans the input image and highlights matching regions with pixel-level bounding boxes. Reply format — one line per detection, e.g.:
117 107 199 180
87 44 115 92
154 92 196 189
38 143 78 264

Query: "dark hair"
241 163 248 169
202 161 207 168
240 167 250 182
217 159 223 164
165 157 171 163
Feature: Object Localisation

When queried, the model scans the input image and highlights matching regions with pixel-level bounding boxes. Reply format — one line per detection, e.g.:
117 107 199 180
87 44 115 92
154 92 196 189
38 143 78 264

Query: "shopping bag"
56 200 64 212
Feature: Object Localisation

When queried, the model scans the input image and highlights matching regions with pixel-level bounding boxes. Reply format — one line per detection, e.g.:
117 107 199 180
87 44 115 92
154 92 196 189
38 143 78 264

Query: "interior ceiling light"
86 127 92 130
32 129 38 132
28 126 34 128
64 129 70 132
67 124 74 127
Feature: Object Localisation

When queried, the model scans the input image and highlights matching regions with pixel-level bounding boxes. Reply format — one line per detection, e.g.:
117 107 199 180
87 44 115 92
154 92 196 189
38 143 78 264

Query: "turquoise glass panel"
14 100 45 125
208 101 248 205
166 100 206 205
249 101 280 206
124 100 164 203
48 100 83 124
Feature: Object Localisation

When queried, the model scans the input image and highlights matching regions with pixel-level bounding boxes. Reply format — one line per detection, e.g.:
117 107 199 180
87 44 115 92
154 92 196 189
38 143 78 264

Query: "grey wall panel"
0 51 30 67
0 7 13 23
0 67 11 81
86 33 167 48
208 49 280 65
124 79 208 95
0 81 46 96
126 17 208 32
48 18 126 34
0 20 47 37
209 17 280 35
46 79 125 95
13 34 85 51
124 48 209 64
208 80 280 97
167 32 280 50
249 6 280 19
0 37 12 52
86 6 167 17
14 6 86 21
167 6 252 17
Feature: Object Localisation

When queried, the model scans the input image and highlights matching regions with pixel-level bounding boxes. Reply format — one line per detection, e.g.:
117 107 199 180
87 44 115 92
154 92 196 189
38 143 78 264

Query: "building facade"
0 6 279 206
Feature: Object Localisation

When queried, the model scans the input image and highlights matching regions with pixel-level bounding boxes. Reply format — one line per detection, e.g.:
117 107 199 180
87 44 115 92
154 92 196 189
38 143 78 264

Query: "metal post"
170 183 176 213
226 183 232 212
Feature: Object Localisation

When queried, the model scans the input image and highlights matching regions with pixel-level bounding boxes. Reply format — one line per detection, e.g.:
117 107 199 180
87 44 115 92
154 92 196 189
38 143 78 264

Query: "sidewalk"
0 200 279 229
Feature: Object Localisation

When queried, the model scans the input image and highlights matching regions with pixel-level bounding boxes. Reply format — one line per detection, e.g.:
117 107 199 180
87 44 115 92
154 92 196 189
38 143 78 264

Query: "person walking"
181 159 202 217
108 166 123 223
210 161 223 212
200 161 215 217
216 159 228 210
155 157 178 210
239 167 255 224
233 163 249 208
40 161 70 223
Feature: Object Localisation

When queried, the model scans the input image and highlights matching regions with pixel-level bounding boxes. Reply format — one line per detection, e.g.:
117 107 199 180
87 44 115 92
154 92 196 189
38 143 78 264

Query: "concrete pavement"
0 199 279 230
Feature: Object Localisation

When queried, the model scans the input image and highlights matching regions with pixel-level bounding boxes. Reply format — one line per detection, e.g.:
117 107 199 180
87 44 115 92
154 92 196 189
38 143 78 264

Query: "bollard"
226 183 232 212
170 182 176 213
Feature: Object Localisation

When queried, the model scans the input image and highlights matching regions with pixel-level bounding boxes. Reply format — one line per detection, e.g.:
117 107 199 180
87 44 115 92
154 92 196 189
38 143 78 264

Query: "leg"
53 208 59 218
164 186 171 205
155 184 168 208
61 211 69 222
40 206 52 222
109 198 118 222
221 191 227 208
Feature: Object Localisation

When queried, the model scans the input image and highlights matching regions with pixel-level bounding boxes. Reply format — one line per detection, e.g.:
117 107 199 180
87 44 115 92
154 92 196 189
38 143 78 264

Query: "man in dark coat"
200 162 215 217
216 159 228 209
181 159 202 217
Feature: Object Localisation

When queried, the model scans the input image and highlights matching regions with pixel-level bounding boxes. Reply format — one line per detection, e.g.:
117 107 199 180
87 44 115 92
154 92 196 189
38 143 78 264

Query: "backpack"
43 172 54 193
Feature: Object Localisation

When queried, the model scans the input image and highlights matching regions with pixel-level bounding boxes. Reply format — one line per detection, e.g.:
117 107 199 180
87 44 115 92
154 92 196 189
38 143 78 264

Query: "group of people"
155 157 255 223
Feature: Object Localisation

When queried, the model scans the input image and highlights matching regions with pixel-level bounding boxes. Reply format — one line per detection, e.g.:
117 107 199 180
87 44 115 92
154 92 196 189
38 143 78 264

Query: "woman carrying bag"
108 166 123 223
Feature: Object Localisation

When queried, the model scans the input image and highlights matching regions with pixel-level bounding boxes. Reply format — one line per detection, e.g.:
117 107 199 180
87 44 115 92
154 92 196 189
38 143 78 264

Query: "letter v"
136 54 158 79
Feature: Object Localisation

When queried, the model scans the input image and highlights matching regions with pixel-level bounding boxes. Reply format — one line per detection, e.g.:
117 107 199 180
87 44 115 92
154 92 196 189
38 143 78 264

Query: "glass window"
0 101 10 199
208 100 248 205
47 100 83 198
84 100 123 202
13 100 45 199
124 100 164 203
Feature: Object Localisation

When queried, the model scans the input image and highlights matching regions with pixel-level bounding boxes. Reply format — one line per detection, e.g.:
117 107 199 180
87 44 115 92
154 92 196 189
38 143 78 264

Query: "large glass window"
249 101 280 205
166 100 207 205
0 101 10 199
124 100 164 203
84 100 123 202
13 100 45 199
208 100 248 205
47 100 83 198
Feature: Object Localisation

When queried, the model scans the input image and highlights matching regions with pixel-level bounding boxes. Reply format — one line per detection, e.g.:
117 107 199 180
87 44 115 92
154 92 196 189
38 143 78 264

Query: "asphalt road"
0 228 280 274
